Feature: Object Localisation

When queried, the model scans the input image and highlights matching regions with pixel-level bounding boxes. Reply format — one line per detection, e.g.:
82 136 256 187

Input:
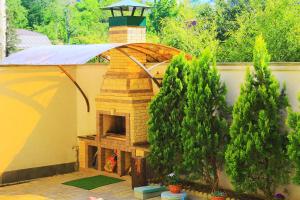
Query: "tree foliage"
20 0 114 44
218 0 300 62
6 0 28 55
67 0 112 44
287 97 300 184
34 0 68 44
5 0 299 61
148 54 189 176
182 49 229 190
148 0 179 33
225 36 290 199
21 0 53 28
7 0 27 28
160 17 218 57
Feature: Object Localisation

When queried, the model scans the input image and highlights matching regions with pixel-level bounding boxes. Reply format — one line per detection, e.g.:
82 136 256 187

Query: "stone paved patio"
0 171 136 200
0 171 200 200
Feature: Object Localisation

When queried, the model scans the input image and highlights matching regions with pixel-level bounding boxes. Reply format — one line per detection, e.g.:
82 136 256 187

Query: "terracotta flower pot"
211 197 226 200
168 185 182 193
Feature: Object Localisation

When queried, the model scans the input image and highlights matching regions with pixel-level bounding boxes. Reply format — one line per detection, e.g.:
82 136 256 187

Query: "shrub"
287 96 300 184
225 35 290 200
182 49 229 191
148 54 189 177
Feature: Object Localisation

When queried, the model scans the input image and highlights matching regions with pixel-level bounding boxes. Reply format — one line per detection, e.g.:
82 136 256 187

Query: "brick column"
98 147 106 171
117 150 126 176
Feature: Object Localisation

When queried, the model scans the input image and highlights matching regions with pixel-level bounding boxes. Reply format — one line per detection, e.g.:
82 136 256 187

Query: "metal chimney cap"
102 0 151 11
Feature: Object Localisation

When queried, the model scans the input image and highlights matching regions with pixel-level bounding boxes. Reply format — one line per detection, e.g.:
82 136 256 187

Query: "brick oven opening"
102 114 126 138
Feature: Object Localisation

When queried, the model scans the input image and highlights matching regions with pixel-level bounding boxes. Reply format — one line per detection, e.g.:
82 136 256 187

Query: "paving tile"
0 172 131 200
0 171 204 200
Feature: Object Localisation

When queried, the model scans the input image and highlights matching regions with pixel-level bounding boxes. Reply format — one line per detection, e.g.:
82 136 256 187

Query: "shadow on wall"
76 64 108 137
0 66 77 176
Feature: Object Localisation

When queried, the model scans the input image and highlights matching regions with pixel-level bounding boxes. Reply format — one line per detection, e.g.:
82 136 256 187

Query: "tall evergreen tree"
148 54 189 176
225 35 290 200
182 49 229 190
287 96 300 184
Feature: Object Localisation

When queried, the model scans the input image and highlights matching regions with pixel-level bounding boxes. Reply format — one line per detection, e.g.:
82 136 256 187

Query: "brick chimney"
96 0 153 176
103 0 149 43
108 21 146 43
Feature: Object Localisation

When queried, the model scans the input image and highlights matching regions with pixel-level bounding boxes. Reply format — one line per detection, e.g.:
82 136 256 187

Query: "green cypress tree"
182 49 229 190
287 96 300 184
225 35 290 199
148 54 189 177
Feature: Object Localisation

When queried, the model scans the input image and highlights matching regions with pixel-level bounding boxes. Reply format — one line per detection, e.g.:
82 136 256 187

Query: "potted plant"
211 191 226 200
274 193 285 200
166 173 182 193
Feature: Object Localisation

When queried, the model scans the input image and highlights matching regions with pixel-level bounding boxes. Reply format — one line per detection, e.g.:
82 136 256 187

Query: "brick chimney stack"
102 0 150 43
96 1 154 176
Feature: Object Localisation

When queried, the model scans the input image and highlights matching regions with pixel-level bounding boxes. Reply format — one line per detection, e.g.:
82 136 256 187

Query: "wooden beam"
58 66 90 112
117 48 162 88
128 44 170 61
125 45 165 62
147 60 169 71
124 45 159 62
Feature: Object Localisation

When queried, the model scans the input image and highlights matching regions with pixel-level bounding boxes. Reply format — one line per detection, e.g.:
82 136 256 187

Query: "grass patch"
63 175 124 190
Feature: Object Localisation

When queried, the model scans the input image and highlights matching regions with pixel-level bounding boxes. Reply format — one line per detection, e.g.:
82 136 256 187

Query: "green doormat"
63 175 125 190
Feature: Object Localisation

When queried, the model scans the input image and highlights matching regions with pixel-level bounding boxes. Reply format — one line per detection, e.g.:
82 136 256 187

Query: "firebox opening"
88 145 98 169
103 114 126 137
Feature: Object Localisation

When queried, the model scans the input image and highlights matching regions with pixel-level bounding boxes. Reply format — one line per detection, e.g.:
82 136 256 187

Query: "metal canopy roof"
0 42 184 113
1 44 121 65
102 0 151 11
1 43 182 65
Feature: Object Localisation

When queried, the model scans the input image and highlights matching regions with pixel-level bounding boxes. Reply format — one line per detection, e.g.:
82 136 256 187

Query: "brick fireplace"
94 3 154 176
77 0 183 176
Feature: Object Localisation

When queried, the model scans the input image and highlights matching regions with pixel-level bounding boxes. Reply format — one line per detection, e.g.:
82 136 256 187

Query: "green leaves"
218 0 300 62
287 101 300 184
225 36 290 199
6 0 28 55
181 48 229 190
18 0 114 44
5 0 297 63
159 17 218 57
7 0 27 28
148 54 189 176
148 0 179 33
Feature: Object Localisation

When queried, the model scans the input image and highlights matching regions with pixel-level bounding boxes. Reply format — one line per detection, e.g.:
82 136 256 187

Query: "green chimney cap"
102 0 151 11
103 0 151 26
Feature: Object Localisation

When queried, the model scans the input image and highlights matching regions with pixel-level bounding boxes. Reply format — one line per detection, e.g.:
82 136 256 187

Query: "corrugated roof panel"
1 44 122 65
0 43 184 66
